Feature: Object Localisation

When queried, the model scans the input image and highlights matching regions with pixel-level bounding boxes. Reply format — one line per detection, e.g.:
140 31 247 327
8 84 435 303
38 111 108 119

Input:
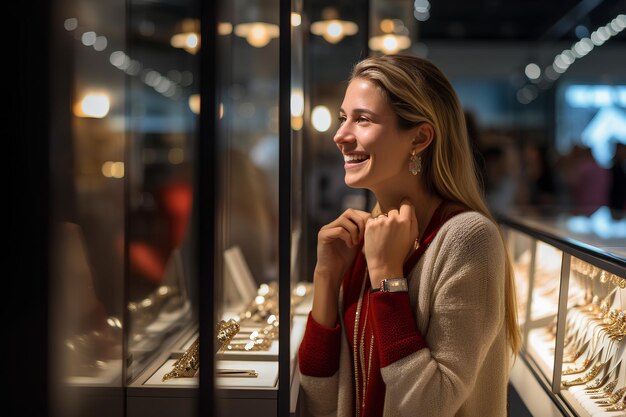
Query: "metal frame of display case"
501 216 626 417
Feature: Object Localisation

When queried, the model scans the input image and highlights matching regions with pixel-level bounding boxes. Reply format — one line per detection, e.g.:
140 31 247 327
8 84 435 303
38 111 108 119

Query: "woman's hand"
315 208 371 287
312 208 370 327
364 200 419 289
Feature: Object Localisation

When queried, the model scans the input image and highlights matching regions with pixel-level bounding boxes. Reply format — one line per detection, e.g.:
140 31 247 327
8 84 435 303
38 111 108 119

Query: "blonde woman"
298 54 520 417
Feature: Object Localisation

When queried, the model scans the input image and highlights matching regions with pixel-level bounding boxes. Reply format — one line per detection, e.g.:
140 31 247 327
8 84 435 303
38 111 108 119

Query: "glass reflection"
50 0 126 415
126 0 198 378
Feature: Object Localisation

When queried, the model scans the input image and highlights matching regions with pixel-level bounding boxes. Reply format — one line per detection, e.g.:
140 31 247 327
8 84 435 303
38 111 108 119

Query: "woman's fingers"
400 199 419 241
319 226 355 247
328 209 371 244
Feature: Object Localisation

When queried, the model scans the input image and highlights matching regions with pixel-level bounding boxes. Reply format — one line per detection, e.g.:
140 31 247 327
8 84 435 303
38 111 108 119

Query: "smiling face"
334 78 415 191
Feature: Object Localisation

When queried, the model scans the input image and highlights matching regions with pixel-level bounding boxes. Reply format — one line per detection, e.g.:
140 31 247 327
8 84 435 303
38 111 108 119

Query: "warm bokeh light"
380 19 394 33
111 162 124 178
291 13 302 27
234 22 279 48
102 161 124 178
312 105 331 132
170 32 200 54
291 89 304 117
188 94 200 114
218 22 233 35
369 34 411 53
291 115 303 131
310 19 358 44
74 94 110 118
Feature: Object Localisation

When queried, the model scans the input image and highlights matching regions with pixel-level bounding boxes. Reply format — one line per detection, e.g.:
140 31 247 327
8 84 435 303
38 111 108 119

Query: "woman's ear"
411 123 434 153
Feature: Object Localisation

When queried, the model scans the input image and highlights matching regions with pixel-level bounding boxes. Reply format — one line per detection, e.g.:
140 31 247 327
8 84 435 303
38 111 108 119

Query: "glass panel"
125 0 199 382
525 241 563 383
505 227 534 342
50 0 126 415
559 258 626 416
214 0 282 415
290 0 314 411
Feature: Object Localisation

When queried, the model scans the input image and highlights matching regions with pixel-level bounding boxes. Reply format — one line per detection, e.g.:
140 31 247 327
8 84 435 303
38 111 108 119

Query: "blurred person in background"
483 145 519 214
561 144 610 214
522 144 556 207
609 142 626 216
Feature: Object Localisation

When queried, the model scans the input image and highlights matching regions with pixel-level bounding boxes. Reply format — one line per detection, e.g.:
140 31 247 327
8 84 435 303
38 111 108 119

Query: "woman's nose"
333 123 355 146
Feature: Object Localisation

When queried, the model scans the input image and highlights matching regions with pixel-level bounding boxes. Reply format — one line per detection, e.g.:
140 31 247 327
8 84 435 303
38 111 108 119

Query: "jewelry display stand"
502 212 626 417
126 247 313 417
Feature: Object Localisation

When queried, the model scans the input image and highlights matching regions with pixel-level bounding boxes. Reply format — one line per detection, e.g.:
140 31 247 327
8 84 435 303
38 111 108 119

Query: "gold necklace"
353 270 374 417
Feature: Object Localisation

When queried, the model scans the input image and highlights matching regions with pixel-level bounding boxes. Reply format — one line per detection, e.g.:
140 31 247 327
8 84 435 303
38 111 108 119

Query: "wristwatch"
377 277 408 293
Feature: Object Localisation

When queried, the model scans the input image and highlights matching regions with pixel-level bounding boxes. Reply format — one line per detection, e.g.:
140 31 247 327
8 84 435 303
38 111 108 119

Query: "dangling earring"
409 149 421 175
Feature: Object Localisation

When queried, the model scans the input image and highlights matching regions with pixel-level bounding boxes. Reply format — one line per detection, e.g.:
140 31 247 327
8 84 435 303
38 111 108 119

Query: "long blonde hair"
351 54 521 354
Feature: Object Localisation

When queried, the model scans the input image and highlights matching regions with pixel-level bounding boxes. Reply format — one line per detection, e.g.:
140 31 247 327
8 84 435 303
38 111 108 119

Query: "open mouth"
344 154 370 166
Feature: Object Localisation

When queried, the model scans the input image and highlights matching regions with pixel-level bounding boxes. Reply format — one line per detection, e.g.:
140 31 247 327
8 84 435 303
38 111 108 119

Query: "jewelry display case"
125 0 310 415
501 207 626 417
49 0 309 415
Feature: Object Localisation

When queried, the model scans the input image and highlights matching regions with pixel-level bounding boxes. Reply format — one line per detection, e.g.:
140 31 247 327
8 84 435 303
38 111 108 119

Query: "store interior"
12 0 626 416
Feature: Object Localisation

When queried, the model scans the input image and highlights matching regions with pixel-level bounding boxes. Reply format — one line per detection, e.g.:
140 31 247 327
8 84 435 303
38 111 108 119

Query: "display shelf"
502 211 626 417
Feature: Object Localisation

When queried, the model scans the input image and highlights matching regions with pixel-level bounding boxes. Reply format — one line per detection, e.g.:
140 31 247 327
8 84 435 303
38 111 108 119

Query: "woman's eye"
357 117 369 123
338 116 347 123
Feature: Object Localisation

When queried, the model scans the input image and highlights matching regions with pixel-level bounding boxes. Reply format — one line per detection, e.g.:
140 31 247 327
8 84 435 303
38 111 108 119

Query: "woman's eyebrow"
339 107 376 116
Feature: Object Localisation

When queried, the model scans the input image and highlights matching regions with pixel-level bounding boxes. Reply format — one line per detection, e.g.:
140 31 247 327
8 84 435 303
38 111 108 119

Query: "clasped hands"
316 199 419 290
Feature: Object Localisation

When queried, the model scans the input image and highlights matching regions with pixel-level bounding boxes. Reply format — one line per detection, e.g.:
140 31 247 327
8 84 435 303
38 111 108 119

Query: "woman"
298 54 520 417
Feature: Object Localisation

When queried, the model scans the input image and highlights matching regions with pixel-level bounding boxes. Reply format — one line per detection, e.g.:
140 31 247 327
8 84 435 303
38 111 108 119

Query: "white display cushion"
143 359 278 389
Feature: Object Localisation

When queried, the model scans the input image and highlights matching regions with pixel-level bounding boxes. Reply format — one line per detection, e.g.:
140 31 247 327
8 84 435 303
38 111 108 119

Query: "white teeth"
344 154 369 162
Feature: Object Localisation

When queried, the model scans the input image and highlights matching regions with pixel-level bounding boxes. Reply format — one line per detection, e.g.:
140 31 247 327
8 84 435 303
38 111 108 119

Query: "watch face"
382 278 407 292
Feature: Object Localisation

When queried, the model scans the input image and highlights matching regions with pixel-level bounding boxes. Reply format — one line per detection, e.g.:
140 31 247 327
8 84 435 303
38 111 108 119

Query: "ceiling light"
234 22 279 47
369 34 411 54
310 7 358 44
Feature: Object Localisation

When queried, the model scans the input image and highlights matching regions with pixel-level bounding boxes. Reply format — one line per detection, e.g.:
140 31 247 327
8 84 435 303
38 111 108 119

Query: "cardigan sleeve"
298 281 346 417
369 291 427 367
379 215 507 417
298 312 342 377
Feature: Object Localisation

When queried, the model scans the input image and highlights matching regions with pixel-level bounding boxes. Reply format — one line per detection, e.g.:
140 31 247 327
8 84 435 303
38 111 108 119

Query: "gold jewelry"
409 149 421 175
217 319 241 350
359 280 375 408
353 272 367 417
162 319 241 381
596 386 626 406
162 337 199 381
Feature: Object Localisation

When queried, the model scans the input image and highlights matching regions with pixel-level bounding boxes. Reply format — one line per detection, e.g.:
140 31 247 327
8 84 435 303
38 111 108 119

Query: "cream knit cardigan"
299 212 511 417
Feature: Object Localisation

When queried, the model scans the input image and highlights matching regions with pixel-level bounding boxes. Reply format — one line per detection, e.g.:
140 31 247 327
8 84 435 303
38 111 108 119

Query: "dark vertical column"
13 0 50 416
278 0 292 415
199 0 218 415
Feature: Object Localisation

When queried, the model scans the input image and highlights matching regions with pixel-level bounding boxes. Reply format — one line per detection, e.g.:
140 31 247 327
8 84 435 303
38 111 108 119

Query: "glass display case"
502 208 626 417
49 0 309 416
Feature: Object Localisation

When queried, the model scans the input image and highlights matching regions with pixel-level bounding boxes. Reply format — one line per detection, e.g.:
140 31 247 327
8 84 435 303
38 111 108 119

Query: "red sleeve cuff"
369 291 427 368
298 312 342 377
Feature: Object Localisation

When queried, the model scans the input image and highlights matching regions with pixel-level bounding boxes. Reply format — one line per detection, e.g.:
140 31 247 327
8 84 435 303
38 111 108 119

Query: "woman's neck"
373 185 443 240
